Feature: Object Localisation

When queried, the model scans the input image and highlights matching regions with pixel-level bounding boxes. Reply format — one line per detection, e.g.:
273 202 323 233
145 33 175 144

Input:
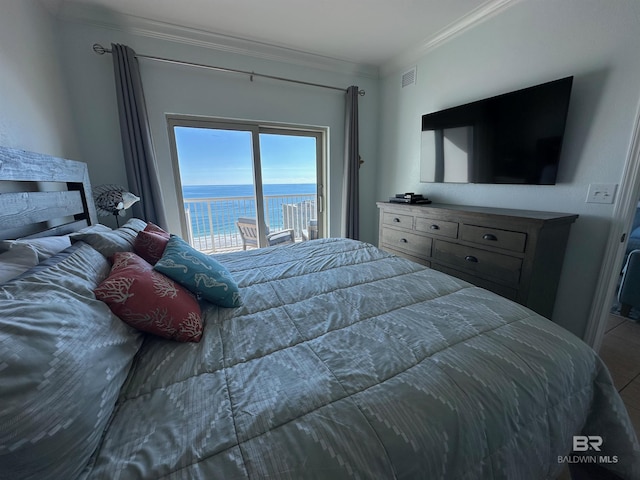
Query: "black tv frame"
419 76 574 185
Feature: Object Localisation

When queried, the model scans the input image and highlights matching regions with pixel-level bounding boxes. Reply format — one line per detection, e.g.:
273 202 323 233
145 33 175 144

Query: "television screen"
420 76 573 185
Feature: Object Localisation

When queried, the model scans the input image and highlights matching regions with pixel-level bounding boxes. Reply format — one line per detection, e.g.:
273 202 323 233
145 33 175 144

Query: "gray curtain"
111 43 168 230
342 85 360 240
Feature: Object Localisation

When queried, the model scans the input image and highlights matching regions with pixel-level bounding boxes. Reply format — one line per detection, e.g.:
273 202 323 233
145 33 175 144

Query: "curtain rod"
92 43 365 96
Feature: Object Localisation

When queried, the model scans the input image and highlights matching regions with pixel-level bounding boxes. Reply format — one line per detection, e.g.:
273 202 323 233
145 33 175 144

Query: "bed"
1 146 639 480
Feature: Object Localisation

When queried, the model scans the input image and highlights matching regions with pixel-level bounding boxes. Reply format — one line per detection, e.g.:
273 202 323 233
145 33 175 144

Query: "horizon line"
183 182 317 186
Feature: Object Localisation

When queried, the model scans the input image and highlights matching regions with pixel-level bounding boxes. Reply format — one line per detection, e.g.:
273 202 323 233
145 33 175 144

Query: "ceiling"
40 0 508 67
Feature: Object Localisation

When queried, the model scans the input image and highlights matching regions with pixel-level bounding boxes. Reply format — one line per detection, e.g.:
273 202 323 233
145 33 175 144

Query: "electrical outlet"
586 183 617 204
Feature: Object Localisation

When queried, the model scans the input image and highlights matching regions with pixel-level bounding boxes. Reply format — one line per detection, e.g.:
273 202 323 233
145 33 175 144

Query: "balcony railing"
183 194 317 253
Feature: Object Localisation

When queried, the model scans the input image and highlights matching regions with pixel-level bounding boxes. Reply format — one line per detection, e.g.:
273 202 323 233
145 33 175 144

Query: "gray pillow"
0 242 143 479
0 235 71 262
69 218 147 258
0 243 39 284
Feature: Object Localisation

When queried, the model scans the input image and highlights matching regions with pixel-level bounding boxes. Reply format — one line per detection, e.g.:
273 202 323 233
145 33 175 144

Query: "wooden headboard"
0 146 98 240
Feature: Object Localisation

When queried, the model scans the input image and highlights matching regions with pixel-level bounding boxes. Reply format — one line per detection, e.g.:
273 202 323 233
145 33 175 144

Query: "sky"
174 126 317 186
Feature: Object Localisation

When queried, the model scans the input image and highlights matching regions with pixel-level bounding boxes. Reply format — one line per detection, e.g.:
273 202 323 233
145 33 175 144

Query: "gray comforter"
1 238 638 479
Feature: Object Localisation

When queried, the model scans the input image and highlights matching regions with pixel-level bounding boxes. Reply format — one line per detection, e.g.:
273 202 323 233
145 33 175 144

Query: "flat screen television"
420 76 573 185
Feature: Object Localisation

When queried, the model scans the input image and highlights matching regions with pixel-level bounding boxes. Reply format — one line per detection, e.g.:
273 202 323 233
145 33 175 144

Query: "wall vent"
401 66 417 88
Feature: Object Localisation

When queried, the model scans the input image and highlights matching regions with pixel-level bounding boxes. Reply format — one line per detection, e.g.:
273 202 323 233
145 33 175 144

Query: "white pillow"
0 244 39 283
0 236 72 262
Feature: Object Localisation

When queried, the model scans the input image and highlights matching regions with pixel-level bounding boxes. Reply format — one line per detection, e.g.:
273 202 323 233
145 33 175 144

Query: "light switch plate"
586 183 617 204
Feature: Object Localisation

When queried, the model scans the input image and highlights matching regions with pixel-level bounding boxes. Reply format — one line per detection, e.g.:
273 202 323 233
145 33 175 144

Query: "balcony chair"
623 206 640 267
236 217 294 250
302 219 318 241
618 249 640 317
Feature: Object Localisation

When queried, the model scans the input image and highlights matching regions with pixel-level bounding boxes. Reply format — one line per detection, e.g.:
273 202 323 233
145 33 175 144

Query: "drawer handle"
482 233 498 241
430 224 440 230
400 238 408 243
465 255 479 263
393 217 401 222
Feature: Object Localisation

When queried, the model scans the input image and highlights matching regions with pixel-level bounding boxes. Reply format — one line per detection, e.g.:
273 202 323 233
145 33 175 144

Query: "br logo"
573 435 603 452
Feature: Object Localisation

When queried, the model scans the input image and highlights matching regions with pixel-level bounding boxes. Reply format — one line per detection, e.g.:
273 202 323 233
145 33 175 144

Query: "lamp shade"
93 184 140 217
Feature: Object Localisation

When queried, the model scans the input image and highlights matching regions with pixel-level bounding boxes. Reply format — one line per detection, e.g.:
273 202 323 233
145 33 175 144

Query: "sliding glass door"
168 117 324 253
258 130 321 244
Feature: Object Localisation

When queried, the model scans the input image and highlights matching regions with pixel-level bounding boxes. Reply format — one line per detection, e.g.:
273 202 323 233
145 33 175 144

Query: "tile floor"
598 313 640 439
556 313 639 480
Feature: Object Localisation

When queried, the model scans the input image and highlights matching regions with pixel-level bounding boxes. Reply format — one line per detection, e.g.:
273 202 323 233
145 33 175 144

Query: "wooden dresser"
377 202 578 318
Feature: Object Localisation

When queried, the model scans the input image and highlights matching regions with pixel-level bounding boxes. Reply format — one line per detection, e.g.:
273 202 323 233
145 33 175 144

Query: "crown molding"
56 3 379 79
381 0 519 77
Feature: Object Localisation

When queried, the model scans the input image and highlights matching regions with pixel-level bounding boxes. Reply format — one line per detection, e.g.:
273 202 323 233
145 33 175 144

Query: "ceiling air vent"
401 66 417 88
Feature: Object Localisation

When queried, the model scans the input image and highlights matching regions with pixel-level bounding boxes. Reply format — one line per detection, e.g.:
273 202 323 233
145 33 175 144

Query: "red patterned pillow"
95 252 203 342
134 222 170 265
144 222 169 237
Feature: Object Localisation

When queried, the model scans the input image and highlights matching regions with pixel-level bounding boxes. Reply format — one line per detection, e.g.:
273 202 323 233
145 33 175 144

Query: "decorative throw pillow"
154 235 241 308
95 252 203 342
134 222 170 265
144 222 168 235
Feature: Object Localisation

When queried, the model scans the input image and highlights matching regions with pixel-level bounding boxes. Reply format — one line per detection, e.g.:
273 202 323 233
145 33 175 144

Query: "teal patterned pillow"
154 236 241 308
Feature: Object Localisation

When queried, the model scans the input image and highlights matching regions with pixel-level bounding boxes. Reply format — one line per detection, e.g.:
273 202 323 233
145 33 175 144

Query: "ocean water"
183 184 316 237
183 183 316 199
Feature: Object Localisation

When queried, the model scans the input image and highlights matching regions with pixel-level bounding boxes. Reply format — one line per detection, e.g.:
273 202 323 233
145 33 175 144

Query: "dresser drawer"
460 224 526 253
415 217 458 238
382 212 413 230
433 240 522 285
382 247 431 267
381 228 432 257
433 264 518 301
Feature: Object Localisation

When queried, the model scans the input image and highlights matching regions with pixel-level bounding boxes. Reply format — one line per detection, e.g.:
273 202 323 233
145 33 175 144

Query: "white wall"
377 0 640 337
0 0 79 158
56 13 379 241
